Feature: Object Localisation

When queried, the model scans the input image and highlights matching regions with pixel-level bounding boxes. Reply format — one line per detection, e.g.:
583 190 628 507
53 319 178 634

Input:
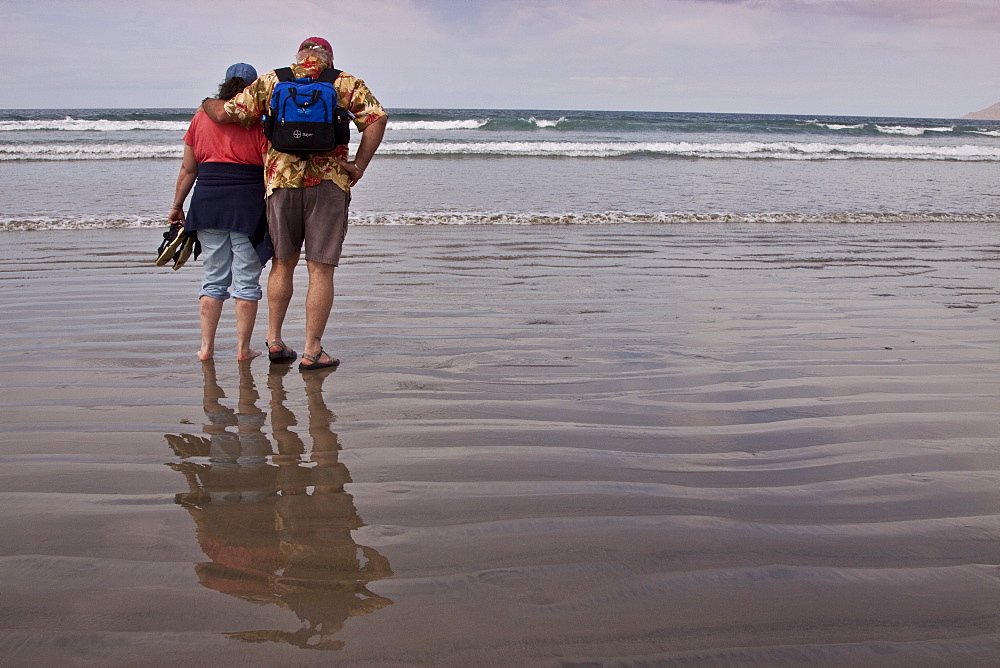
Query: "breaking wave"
388 119 488 130
0 117 189 132
0 143 183 160
5 140 1000 161
376 140 1000 161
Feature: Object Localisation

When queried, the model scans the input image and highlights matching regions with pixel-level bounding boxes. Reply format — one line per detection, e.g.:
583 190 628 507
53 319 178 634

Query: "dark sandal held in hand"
267 340 297 363
299 348 340 371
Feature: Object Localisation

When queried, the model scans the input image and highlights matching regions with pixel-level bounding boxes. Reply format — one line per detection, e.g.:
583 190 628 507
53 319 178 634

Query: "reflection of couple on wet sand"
166 361 392 651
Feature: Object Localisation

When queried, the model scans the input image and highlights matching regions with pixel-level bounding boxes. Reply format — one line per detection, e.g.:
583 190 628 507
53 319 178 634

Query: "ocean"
1 107 998 231
2 108 1000 663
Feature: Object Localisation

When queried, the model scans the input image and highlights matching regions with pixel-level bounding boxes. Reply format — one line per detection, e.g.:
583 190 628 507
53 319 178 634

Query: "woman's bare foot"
238 348 262 361
197 348 214 361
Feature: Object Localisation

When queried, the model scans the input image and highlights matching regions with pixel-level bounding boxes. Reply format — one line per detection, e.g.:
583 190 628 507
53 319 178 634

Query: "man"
202 37 387 371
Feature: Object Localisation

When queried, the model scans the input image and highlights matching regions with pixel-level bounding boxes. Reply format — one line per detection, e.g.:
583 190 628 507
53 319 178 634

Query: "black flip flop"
299 348 340 371
155 224 186 266
267 341 297 363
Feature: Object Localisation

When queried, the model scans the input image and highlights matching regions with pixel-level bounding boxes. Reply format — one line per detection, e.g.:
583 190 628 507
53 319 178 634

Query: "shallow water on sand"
1 224 998 665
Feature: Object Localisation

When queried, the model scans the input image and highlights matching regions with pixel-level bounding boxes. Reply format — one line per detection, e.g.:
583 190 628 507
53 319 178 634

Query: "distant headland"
963 102 1000 120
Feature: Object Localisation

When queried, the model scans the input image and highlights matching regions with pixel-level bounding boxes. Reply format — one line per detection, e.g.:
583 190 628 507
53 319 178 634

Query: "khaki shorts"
266 181 350 265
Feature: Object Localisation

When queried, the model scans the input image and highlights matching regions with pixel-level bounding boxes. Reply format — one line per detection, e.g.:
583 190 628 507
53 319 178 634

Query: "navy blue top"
185 162 271 264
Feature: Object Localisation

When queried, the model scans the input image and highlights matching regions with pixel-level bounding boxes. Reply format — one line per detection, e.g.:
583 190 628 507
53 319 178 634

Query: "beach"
1 222 998 666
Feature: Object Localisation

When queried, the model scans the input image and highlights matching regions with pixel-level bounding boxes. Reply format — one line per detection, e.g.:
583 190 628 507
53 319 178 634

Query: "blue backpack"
263 67 352 157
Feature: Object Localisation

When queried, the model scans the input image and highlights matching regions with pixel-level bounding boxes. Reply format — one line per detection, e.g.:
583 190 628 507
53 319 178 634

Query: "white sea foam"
0 215 161 230
350 211 1000 225
388 119 488 130
874 125 954 136
0 143 182 160
5 139 999 162
5 211 998 231
0 117 189 132
525 116 567 128
970 129 1000 137
377 140 1000 161
875 125 921 136
803 121 865 131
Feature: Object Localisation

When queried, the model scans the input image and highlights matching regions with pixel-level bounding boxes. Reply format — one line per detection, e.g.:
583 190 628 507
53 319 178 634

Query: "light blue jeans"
197 230 263 301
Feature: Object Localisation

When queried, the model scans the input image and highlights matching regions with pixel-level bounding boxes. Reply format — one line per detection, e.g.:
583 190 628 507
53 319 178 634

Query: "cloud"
1 0 998 114
680 0 1000 29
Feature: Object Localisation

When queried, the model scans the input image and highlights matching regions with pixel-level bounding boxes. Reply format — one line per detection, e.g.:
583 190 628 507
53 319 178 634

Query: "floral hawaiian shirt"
224 59 386 196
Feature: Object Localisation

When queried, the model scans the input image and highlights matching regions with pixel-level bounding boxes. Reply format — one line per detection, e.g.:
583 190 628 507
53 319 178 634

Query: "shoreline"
5 210 1000 231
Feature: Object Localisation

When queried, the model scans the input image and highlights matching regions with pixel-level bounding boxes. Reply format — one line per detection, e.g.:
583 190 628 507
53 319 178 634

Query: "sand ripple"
1 224 997 665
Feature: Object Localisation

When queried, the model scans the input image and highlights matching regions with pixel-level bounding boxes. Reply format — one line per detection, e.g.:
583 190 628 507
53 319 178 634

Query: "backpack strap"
317 68 341 84
275 67 338 83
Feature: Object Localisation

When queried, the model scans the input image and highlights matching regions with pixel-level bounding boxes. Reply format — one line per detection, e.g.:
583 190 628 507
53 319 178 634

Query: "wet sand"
1 223 998 666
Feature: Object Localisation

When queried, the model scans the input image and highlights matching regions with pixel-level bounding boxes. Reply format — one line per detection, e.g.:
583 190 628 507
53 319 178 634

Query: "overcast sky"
2 0 999 117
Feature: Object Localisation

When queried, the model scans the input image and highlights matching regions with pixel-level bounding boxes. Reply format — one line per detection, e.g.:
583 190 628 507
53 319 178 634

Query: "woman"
170 63 272 361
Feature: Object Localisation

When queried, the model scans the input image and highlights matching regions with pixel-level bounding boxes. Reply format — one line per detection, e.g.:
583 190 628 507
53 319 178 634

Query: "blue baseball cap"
225 62 257 83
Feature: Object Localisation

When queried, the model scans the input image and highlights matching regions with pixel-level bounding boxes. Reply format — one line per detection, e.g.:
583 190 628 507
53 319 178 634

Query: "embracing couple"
168 37 387 371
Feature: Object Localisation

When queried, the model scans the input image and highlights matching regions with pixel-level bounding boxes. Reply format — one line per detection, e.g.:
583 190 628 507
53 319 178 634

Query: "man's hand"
336 115 387 187
334 157 366 187
201 98 235 124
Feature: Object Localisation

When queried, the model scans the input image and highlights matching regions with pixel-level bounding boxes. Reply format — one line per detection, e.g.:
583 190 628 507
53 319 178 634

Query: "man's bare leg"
301 259 337 366
266 254 299 355
234 298 261 360
198 296 224 361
